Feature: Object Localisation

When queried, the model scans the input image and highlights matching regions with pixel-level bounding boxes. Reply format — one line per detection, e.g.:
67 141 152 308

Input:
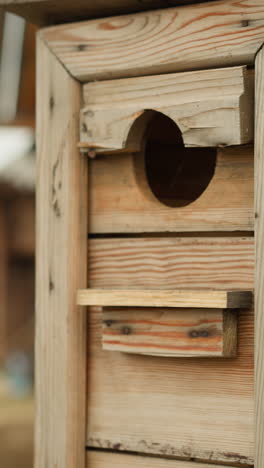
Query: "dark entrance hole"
143 112 217 207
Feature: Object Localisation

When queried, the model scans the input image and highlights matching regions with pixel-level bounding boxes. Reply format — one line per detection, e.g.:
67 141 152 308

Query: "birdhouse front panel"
78 65 255 466
32 2 264 468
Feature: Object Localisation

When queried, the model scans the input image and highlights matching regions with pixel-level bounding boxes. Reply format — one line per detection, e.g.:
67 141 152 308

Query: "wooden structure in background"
0 15 36 361
0 203 7 360
16 22 36 127
0 0 262 468
0 13 36 468
0 193 35 360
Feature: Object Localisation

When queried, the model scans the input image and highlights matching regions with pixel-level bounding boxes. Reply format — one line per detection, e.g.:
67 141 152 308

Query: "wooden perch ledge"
77 289 252 309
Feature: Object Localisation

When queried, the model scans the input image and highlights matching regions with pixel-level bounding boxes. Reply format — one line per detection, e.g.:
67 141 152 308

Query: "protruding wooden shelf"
77 289 252 309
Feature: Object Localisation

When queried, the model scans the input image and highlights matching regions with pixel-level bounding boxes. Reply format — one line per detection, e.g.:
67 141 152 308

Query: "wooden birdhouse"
1 1 263 468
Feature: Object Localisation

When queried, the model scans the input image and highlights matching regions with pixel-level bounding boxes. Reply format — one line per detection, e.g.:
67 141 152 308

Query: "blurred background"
0 11 35 468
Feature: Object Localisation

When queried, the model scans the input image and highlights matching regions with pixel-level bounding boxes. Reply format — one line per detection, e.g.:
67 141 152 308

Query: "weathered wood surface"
35 35 87 468
81 67 253 149
89 145 253 233
78 288 252 309
87 306 254 464
87 234 254 464
89 237 254 291
41 0 264 81
0 0 216 26
87 450 235 468
102 307 237 357
255 45 264 468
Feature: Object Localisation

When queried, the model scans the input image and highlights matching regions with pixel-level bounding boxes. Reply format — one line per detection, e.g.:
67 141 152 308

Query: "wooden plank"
81 67 253 149
255 44 264 468
77 288 252 308
87 450 235 468
102 307 237 357
35 34 87 468
89 237 254 291
41 0 264 81
0 0 217 26
89 145 253 233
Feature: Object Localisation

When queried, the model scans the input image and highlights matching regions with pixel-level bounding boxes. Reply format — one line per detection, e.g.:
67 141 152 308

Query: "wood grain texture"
41 0 264 81
87 233 254 463
87 450 235 468
0 0 216 26
81 67 253 149
89 145 253 233
255 45 264 468
102 307 237 357
89 237 254 291
87 305 254 464
78 288 252 308
35 35 87 468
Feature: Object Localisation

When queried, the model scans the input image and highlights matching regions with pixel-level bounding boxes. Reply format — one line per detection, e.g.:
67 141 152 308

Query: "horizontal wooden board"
78 288 252 308
102 307 237 357
89 145 254 233
87 450 235 468
87 235 254 463
89 237 254 291
0 0 217 26
81 67 253 149
41 0 264 81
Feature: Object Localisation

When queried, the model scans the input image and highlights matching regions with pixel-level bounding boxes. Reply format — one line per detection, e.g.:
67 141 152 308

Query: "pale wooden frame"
36 1 264 468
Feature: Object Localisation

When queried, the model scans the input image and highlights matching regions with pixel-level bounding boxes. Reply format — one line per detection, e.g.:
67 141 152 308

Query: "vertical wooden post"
255 45 264 468
35 35 87 468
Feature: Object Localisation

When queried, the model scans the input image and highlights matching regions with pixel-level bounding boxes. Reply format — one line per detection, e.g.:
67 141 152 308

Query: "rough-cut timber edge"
255 45 264 468
77 288 252 309
35 35 87 468
0 0 219 26
40 0 264 82
86 450 236 468
80 67 254 150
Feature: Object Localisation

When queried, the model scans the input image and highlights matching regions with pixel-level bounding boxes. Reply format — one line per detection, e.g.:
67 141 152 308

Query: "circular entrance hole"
142 112 217 208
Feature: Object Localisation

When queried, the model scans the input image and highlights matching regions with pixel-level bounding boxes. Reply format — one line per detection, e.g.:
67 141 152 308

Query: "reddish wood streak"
103 340 221 352
98 18 134 31
103 329 222 341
